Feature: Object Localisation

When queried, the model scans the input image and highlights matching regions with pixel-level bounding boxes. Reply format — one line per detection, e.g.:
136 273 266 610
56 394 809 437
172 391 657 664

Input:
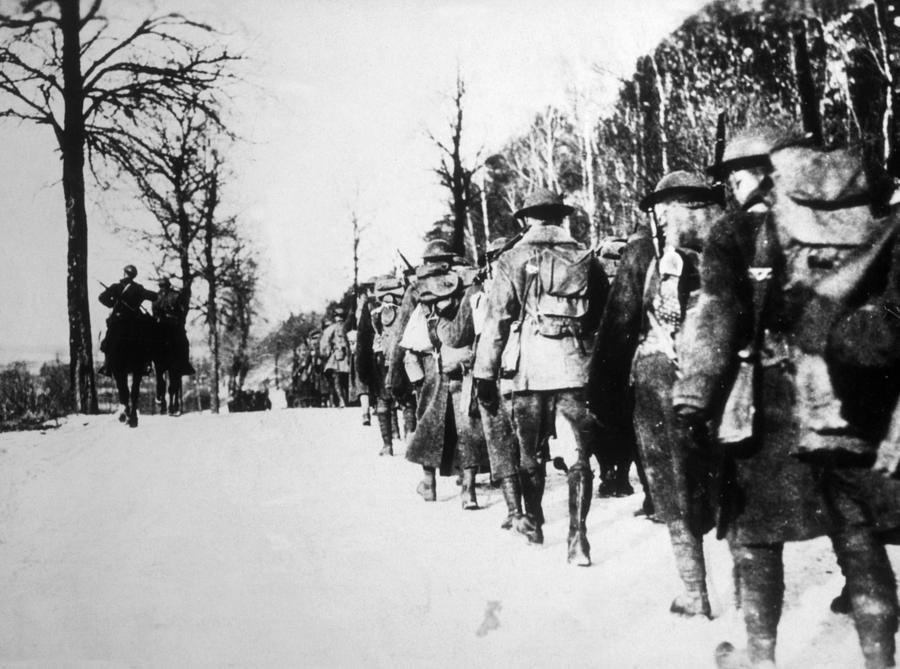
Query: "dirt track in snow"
0 407 892 668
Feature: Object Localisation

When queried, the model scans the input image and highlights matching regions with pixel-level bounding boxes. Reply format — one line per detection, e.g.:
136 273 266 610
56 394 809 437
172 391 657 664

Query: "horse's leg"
114 370 129 422
128 372 142 427
170 371 182 415
154 362 167 413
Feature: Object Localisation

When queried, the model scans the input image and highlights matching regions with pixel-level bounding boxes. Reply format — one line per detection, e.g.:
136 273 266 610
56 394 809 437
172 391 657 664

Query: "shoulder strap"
748 216 777 354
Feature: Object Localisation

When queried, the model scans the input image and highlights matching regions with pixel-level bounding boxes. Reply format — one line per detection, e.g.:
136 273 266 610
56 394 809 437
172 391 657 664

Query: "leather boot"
402 403 416 436
500 477 538 539
128 407 139 428
377 412 393 456
668 519 711 618
460 467 479 510
520 467 546 544
416 467 436 501
733 543 783 666
714 641 776 669
500 476 523 529
833 526 899 669
567 464 593 566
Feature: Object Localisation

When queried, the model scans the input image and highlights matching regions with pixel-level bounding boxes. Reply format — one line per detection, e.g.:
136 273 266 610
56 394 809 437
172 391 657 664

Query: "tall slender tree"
429 72 479 258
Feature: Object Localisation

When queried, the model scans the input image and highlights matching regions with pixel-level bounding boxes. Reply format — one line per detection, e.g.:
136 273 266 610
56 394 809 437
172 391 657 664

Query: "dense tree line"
434 0 894 257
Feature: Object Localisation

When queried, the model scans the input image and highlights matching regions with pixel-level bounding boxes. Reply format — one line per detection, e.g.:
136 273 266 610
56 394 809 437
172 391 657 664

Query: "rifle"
397 249 416 286
97 279 152 317
648 211 663 261
711 110 727 207
494 217 527 258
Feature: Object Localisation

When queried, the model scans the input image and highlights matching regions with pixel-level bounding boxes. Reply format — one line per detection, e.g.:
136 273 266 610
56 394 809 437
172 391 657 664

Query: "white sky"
0 0 707 361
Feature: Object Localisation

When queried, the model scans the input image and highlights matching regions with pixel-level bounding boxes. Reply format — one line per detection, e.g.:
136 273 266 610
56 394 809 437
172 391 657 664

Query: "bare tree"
0 0 236 413
100 96 232 307
219 246 258 396
429 72 480 258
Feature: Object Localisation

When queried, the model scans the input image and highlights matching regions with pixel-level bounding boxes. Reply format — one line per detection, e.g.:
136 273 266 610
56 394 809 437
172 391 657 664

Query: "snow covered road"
0 408 890 668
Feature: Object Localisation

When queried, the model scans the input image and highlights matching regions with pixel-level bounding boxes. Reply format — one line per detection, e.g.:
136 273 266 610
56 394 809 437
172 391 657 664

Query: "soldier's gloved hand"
475 378 500 414
673 405 709 451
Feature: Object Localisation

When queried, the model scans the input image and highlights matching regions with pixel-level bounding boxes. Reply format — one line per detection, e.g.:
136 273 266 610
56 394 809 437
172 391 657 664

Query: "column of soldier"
349 128 900 669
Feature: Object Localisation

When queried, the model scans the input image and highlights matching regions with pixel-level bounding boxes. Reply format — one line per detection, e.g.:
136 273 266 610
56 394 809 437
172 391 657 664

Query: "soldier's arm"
386 287 417 393
318 328 331 357
473 262 518 380
582 258 610 335
673 216 753 413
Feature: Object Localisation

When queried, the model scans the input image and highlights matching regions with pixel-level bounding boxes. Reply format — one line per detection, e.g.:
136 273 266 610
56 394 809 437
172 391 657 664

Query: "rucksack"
766 144 900 458
526 247 593 338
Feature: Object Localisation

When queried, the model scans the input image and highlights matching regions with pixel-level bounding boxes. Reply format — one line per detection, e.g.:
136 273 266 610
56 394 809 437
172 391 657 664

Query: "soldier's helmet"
374 274 404 302
514 188 575 221
123 264 137 279
707 127 796 181
639 171 722 211
157 277 171 288
421 238 456 263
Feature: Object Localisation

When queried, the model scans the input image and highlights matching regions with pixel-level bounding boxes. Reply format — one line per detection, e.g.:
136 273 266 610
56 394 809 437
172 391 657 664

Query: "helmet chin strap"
739 181 774 212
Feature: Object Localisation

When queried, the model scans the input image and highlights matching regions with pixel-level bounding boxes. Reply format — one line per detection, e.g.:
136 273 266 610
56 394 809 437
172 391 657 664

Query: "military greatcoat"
673 210 833 545
403 298 487 476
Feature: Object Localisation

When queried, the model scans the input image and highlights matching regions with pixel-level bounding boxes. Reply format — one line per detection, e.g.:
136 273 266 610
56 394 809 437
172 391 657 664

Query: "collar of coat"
520 224 579 245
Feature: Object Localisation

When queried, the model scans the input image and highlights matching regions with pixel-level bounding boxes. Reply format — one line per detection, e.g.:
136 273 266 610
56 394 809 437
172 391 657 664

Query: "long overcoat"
672 210 833 545
587 231 653 470
404 298 488 475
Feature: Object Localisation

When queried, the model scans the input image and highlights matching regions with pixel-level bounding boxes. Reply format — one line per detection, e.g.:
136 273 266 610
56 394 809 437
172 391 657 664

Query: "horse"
152 318 194 416
102 312 158 428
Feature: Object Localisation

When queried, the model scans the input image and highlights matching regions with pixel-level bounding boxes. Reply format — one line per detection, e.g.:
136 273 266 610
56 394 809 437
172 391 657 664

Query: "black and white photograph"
2 0 900 667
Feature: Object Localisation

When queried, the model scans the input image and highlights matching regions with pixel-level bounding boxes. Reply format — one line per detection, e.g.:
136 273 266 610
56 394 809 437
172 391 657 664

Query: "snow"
0 408 892 668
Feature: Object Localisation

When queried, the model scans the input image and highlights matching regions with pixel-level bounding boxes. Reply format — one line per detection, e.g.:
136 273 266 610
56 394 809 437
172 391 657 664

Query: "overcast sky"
0 0 708 362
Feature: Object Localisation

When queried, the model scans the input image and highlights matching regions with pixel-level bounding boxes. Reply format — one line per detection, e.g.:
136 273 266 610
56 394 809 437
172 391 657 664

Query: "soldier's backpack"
596 236 628 281
766 144 900 460
526 247 593 338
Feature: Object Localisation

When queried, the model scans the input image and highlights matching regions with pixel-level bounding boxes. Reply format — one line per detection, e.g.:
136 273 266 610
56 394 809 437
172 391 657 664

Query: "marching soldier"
319 306 351 408
351 279 376 425
473 189 609 565
589 226 652 507
592 171 724 617
385 240 462 436
357 274 407 456
441 237 541 538
400 256 487 508
672 129 835 666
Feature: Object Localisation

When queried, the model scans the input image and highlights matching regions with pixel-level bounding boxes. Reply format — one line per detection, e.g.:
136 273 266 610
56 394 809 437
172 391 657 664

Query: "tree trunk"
204 174 220 413
60 0 98 414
